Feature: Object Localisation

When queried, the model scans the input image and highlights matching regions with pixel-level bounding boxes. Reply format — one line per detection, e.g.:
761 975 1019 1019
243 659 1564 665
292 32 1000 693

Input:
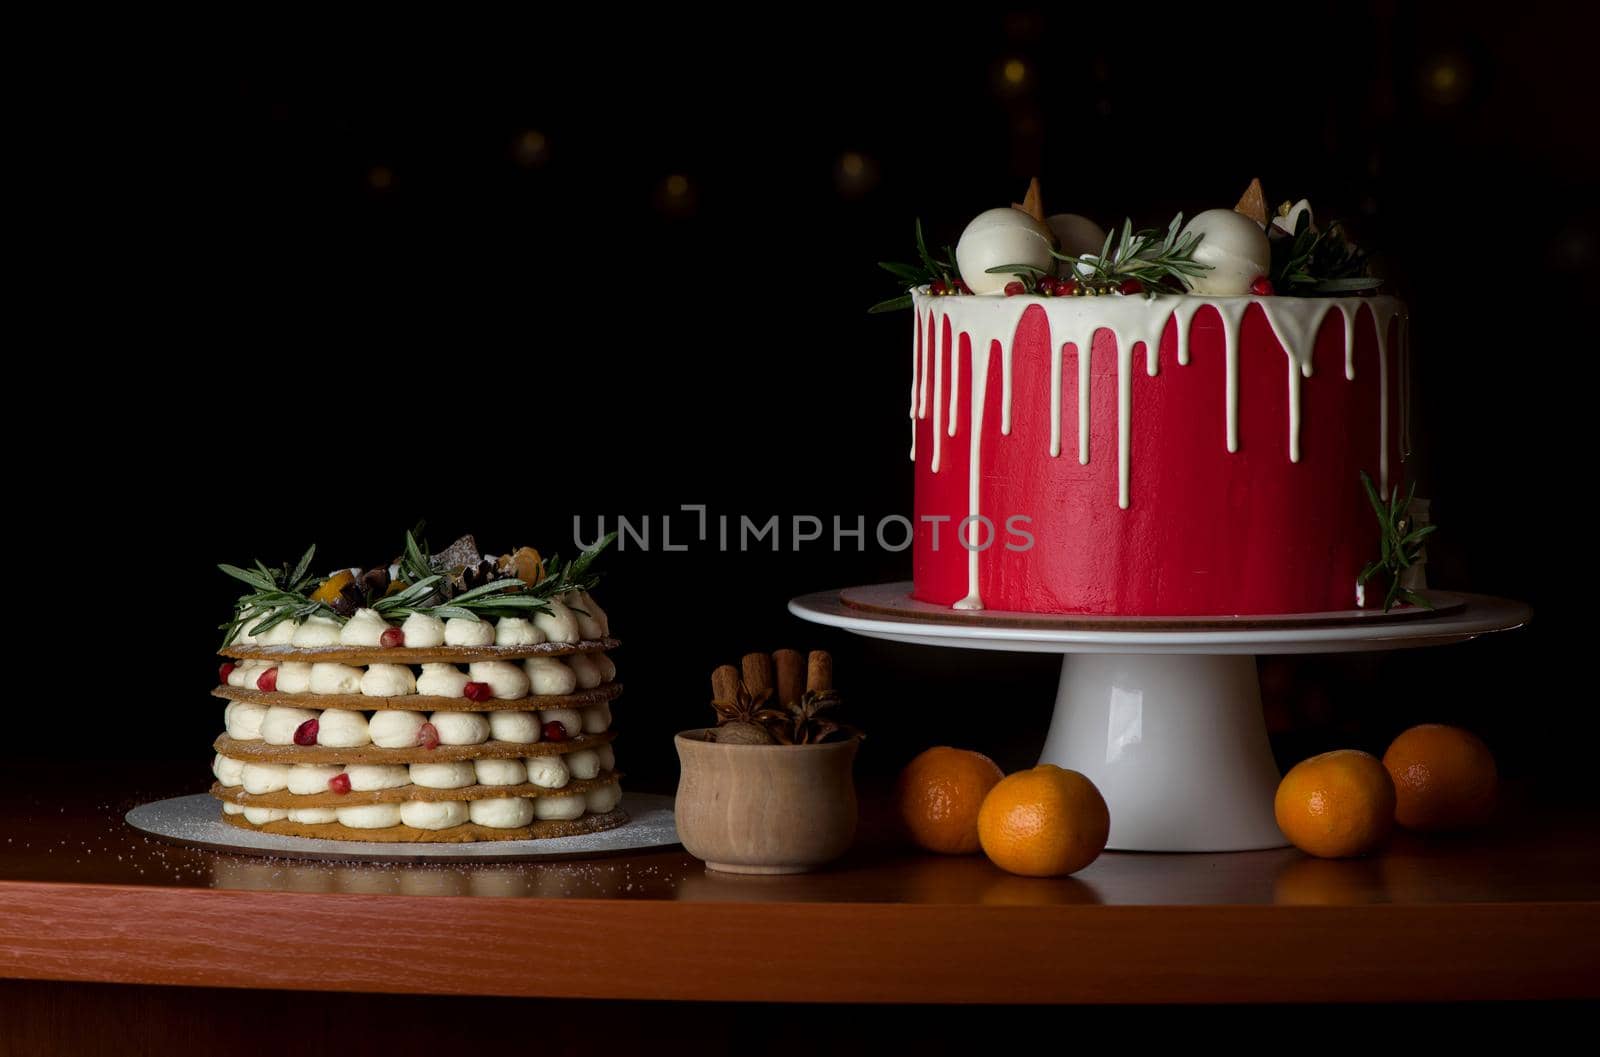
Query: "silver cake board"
126 793 680 864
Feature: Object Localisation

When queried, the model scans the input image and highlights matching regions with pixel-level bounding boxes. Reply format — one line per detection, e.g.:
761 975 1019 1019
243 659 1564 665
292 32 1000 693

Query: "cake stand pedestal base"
790 584 1530 853
1043 653 1282 851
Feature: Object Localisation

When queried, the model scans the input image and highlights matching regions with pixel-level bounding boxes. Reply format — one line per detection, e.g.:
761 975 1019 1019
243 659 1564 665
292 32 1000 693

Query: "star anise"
762 689 855 746
712 682 776 726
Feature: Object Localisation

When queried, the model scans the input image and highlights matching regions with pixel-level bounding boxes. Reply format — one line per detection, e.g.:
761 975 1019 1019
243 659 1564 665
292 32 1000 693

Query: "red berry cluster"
1004 276 1083 297
928 278 970 296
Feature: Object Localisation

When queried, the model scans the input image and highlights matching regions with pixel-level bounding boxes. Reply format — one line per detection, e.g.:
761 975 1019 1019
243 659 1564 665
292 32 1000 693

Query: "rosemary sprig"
869 219 961 313
1270 211 1380 295
218 544 339 646
1358 471 1437 612
1056 214 1210 295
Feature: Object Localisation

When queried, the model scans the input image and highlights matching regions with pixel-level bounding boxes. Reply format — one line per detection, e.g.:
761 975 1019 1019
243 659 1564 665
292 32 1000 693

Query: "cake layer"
220 638 619 664
910 290 1407 616
210 772 621 808
221 807 628 842
214 731 615 765
212 681 623 712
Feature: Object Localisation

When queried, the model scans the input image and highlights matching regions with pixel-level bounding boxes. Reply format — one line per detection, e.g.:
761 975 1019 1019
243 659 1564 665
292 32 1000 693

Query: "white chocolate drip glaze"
909 291 1407 610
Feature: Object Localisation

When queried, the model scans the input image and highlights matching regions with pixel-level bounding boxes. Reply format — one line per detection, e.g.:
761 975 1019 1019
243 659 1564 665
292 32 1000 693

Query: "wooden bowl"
674 730 859 874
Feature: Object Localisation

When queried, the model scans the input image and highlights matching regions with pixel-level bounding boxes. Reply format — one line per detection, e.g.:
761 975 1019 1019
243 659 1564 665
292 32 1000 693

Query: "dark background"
21 3 1594 800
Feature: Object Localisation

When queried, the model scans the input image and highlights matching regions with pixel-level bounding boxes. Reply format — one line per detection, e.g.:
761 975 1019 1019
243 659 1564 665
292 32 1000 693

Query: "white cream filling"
409 761 476 789
593 653 617 683
261 705 320 745
585 782 622 813
539 708 583 737
240 762 291 794
368 710 427 748
525 756 571 790
532 598 580 643
487 711 541 744
400 612 446 648
212 753 245 786
429 711 489 745
287 808 338 825
316 709 371 747
336 803 402 829
291 615 344 648
473 758 528 786
565 749 600 781
361 663 417 697
524 657 576 695
345 764 410 791
221 801 245 816
493 617 546 646
339 608 392 646
258 620 300 646
287 764 346 795
416 663 469 697
226 662 252 688
275 662 314 695
399 800 470 830
467 660 529 699
233 611 261 645
443 617 495 647
224 701 268 741
576 590 610 637
470 797 534 828
562 590 607 641
567 652 603 690
243 806 289 825
595 744 615 771
580 702 612 735
534 795 585 821
310 662 364 695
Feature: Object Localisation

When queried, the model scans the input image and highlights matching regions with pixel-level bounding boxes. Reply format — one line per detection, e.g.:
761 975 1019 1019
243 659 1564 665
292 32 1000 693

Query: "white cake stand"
789 584 1530 852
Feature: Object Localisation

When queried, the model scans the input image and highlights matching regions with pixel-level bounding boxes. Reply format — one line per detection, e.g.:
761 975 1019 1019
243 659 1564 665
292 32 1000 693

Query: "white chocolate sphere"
955 207 1055 295
1181 208 1271 295
1046 213 1107 274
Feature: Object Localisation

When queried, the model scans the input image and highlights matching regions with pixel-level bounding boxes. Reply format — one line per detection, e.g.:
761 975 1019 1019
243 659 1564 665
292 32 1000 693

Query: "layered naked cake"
210 531 625 842
881 179 1413 617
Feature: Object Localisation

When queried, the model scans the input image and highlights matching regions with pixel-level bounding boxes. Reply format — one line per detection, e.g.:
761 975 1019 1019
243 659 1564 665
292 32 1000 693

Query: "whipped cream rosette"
209 530 627 842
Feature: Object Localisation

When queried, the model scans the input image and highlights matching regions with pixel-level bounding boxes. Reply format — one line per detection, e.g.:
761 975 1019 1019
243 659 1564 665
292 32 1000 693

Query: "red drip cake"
896 181 1408 617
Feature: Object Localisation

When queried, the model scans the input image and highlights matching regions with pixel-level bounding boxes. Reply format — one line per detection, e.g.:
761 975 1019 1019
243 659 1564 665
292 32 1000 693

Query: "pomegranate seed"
1057 278 1079 296
929 278 947 296
256 667 278 692
1036 276 1058 296
418 722 440 750
1003 281 1026 296
379 626 406 648
1250 275 1276 296
463 681 493 702
953 279 971 294
1118 278 1144 295
542 720 570 742
293 718 319 746
218 662 235 684
328 773 352 795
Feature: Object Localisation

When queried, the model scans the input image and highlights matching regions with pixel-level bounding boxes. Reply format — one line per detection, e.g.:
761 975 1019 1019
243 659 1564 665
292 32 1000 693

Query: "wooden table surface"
1 763 1596 1004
